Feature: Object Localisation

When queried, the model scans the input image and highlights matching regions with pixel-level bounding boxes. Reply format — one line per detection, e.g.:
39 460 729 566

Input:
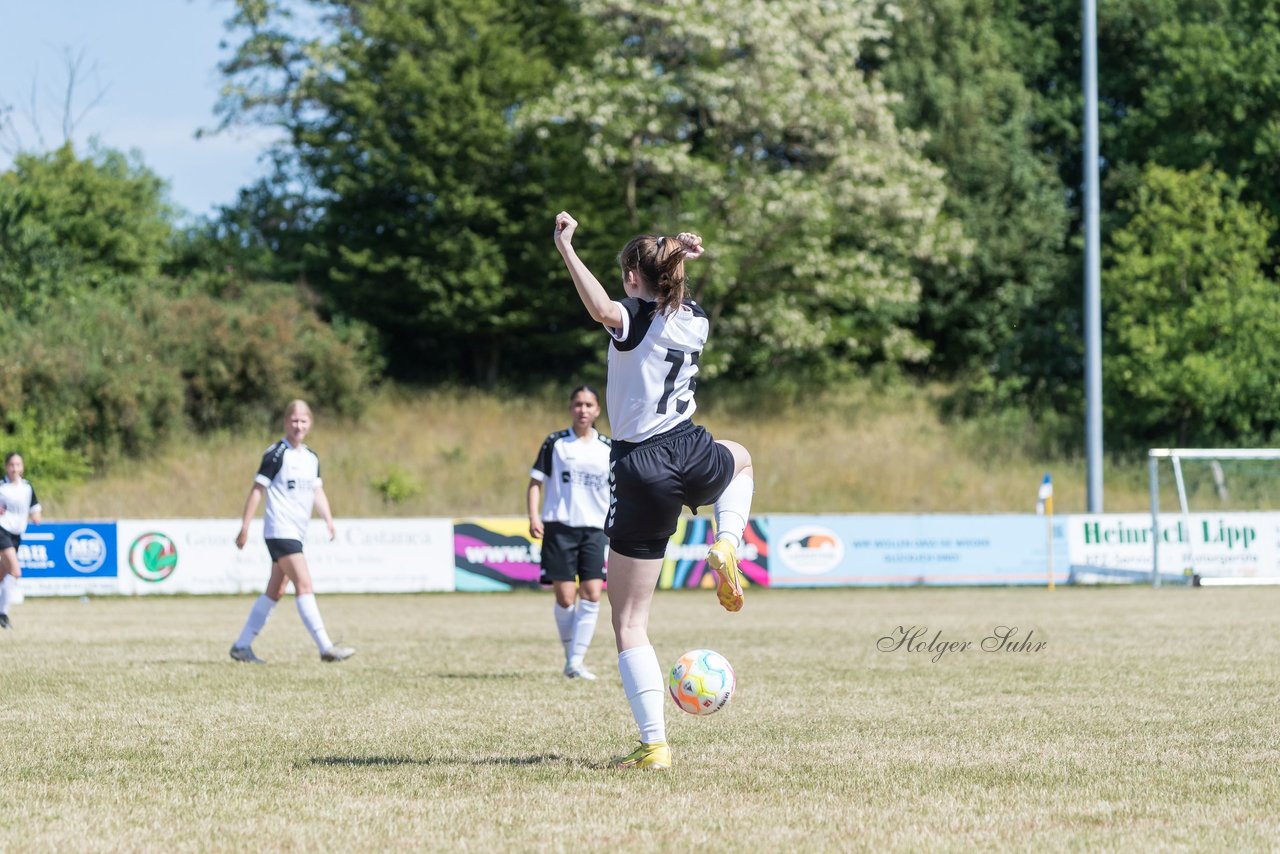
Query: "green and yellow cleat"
707 539 744 612
614 741 672 770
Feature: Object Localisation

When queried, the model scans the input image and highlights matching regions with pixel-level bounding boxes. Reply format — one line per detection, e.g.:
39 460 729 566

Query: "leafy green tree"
878 0 1071 406
0 143 174 315
167 164 316 288
1104 165 1280 446
521 0 969 383
214 0 593 381
1103 0 1280 223
896 0 1280 439
1014 0 1280 226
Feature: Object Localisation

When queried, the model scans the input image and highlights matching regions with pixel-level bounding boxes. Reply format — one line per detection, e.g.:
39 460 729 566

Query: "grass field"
2 586 1278 851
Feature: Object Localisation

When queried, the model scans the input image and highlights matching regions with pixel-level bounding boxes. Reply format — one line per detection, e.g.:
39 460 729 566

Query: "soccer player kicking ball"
554 211 755 770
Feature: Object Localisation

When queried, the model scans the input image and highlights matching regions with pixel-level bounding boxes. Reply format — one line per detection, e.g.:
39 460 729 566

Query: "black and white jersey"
0 477 40 535
605 297 708 442
254 439 323 541
530 427 612 529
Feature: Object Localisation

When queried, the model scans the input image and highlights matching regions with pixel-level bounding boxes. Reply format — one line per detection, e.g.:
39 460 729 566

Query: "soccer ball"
668 649 736 715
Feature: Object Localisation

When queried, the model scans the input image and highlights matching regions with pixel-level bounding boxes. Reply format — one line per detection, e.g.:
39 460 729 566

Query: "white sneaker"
563 662 597 680
321 645 356 662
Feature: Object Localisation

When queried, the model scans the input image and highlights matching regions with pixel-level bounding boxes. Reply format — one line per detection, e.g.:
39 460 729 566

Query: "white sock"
568 600 600 667
617 645 666 744
234 594 277 648
714 473 754 549
295 593 334 652
0 574 13 615
553 602 575 660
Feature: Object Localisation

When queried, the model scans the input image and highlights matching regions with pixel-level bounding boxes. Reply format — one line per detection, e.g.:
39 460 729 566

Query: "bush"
0 282 380 463
371 466 421 504
0 409 94 490
149 284 378 431
0 293 186 460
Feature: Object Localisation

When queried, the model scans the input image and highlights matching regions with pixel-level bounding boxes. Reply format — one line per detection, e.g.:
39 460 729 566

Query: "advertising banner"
767 514 1068 587
658 517 769 590
454 517 770 592
116 518 455 595
453 518 542 591
1066 512 1280 583
16 522 118 596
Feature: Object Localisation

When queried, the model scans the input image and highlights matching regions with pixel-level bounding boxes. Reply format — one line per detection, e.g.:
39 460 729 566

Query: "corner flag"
1036 473 1053 516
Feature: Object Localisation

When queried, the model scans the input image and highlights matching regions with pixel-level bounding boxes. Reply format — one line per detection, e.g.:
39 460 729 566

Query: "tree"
1104 165 1280 447
877 0 1072 408
0 47 109 157
0 143 174 316
213 0 594 381
1102 0 1280 223
167 165 317 287
520 0 969 383
1013 0 1280 235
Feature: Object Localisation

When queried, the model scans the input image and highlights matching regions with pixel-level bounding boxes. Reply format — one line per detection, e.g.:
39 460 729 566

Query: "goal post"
1148 448 1280 587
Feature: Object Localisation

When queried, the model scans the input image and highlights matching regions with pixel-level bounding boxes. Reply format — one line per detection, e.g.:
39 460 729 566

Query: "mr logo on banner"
17 522 119 596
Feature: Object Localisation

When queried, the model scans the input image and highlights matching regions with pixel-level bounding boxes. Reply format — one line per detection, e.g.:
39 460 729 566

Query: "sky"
1 0 281 220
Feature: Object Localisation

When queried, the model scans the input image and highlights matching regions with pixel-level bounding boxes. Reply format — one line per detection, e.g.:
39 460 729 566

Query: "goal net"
1148 449 1280 587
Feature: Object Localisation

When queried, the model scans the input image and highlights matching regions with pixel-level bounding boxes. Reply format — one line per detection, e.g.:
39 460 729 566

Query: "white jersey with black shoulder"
530 427 612 529
0 477 40 536
254 439 322 541
605 296 708 442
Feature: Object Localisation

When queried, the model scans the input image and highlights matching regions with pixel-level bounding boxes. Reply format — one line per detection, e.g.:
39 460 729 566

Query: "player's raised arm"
554 211 623 329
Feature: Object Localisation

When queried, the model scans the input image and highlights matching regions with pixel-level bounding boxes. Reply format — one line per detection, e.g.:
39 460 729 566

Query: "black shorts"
540 522 607 584
606 420 734 557
0 529 19 551
265 538 304 561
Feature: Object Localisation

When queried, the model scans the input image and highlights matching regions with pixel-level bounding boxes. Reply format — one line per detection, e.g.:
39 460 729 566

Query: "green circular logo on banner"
128 532 178 583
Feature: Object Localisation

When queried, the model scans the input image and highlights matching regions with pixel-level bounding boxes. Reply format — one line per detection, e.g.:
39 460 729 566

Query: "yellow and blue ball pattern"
668 649 736 715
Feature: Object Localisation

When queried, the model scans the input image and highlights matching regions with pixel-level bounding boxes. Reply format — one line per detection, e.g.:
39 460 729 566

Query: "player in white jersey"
0 453 42 629
554 211 756 770
229 400 355 664
527 386 612 681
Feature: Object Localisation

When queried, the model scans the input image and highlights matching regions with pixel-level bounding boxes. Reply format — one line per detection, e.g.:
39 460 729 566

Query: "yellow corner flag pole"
1037 473 1055 590
1046 495 1055 590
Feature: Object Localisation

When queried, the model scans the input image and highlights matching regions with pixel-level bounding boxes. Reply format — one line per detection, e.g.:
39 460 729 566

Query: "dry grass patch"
52 384 1168 520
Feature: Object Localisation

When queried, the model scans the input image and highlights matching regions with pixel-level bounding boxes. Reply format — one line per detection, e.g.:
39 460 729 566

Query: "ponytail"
652 237 689 316
618 231 703 315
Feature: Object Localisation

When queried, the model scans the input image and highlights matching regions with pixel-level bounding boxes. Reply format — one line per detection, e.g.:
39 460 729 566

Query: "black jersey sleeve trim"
684 299 711 338
611 297 658 353
256 441 286 483
532 431 562 478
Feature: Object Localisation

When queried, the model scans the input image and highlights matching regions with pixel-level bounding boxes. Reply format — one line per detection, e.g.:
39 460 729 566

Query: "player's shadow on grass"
311 754 571 768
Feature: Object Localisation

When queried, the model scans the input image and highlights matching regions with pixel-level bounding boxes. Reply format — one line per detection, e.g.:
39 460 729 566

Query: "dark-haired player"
527 385 612 681
0 452 41 629
554 212 755 770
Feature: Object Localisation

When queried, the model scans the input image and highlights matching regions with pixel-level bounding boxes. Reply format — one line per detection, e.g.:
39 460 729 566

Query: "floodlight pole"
1083 0 1104 512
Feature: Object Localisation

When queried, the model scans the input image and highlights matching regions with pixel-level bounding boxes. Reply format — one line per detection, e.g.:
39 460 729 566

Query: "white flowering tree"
522 0 969 380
